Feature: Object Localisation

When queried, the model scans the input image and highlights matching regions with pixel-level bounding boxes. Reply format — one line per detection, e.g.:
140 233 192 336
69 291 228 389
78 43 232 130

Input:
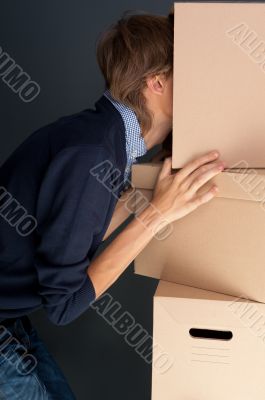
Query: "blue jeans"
0 316 76 399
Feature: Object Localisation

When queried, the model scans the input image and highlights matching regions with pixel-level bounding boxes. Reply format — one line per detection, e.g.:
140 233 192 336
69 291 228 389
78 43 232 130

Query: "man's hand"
151 151 224 224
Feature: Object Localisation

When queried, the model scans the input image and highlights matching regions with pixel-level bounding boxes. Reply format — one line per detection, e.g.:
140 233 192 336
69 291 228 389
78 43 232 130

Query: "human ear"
146 74 164 95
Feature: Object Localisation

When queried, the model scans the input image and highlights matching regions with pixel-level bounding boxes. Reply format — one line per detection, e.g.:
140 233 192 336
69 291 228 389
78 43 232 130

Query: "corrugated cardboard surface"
132 163 265 303
172 2 265 168
152 280 265 400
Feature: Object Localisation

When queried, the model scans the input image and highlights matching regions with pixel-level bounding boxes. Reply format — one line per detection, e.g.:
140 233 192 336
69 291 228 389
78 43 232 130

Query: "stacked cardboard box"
132 2 265 399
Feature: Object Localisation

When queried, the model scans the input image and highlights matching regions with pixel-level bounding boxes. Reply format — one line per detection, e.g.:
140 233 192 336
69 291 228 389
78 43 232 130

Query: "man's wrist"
136 204 171 238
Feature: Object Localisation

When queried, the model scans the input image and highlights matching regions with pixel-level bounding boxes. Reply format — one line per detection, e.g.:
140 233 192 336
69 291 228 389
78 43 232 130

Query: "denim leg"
28 322 76 400
0 317 76 400
0 317 48 399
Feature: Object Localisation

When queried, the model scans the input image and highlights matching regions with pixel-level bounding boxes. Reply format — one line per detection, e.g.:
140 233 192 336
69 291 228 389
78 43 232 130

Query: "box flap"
155 280 233 301
154 280 265 329
132 163 265 202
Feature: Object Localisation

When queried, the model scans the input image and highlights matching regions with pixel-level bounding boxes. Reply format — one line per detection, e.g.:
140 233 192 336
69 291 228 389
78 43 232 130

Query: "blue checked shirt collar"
103 89 147 185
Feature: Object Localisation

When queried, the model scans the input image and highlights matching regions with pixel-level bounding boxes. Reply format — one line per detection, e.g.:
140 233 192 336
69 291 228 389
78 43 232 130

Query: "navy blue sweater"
0 94 127 325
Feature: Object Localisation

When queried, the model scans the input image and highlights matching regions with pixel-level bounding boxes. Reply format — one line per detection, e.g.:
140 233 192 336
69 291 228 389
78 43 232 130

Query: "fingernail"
218 163 224 170
211 151 219 157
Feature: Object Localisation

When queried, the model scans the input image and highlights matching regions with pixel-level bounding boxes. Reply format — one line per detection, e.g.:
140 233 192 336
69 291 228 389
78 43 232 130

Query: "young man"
0 11 224 399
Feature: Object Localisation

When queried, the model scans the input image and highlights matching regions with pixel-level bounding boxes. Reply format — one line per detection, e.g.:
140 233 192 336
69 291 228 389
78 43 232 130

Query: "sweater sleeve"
34 145 113 326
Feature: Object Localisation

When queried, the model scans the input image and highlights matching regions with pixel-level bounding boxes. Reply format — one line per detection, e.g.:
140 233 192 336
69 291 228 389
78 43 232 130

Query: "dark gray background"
0 1 173 399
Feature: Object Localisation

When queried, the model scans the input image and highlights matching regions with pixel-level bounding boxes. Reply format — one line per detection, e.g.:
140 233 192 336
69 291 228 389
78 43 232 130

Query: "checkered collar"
103 89 147 163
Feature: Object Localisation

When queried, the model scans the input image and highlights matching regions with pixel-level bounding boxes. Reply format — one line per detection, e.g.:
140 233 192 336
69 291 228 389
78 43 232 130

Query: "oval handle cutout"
189 328 233 341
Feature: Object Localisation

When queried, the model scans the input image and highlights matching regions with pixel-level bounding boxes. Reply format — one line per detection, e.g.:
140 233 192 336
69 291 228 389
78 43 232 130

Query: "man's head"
96 11 174 141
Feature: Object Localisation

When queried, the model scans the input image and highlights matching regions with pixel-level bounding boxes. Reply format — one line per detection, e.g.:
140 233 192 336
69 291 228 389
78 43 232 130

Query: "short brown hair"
96 10 174 134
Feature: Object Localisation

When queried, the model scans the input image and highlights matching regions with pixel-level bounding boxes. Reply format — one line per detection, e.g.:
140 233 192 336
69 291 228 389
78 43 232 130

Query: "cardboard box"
132 162 265 303
152 280 265 399
172 2 265 168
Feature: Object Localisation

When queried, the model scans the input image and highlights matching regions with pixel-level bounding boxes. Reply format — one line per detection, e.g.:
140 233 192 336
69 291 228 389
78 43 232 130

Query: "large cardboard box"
132 162 265 303
172 2 265 168
152 280 265 399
